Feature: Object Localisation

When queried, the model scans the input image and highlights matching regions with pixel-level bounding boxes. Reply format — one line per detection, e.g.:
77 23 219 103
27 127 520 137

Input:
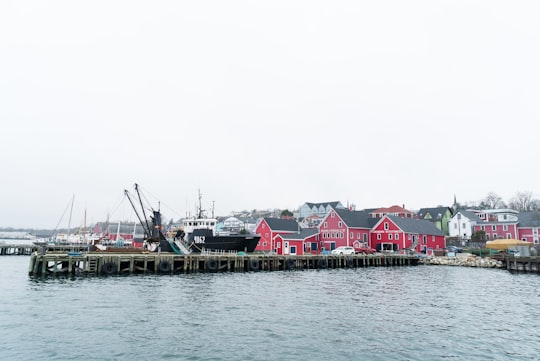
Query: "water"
1 252 539 361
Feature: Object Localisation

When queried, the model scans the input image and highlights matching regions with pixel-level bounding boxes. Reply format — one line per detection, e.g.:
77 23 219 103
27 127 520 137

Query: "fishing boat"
171 190 260 253
125 185 260 254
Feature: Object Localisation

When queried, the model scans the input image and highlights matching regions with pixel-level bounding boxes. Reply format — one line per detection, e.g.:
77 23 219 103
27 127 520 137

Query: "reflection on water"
1 256 539 360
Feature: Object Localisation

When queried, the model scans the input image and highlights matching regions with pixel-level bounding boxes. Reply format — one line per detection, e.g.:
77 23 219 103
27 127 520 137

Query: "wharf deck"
506 256 540 273
28 252 420 277
0 244 126 256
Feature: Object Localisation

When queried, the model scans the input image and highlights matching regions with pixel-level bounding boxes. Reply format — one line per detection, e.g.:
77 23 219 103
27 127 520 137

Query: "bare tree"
481 192 506 209
508 191 540 211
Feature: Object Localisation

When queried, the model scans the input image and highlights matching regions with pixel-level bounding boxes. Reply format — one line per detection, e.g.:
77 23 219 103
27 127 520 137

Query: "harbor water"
1 247 540 360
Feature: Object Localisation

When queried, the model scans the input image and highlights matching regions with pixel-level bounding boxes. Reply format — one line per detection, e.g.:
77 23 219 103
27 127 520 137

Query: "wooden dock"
1 244 107 256
28 252 420 277
506 256 540 273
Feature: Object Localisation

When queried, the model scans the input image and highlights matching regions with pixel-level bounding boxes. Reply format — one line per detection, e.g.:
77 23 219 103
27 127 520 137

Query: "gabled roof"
456 210 482 221
333 208 374 228
278 228 319 240
518 211 540 227
370 205 414 216
418 207 453 219
263 217 299 232
387 215 445 236
304 201 342 209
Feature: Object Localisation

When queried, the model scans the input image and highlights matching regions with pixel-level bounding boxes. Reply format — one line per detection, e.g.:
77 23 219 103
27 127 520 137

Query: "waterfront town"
4 193 540 257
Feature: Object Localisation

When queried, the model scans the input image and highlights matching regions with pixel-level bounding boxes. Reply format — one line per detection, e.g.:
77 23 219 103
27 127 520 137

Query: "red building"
473 222 519 241
369 205 414 218
318 208 373 252
254 218 299 252
371 215 446 252
515 211 540 244
274 229 320 255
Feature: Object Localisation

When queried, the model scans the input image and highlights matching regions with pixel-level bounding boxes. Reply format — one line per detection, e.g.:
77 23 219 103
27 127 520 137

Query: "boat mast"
67 194 75 238
124 188 151 236
134 183 152 235
197 189 205 219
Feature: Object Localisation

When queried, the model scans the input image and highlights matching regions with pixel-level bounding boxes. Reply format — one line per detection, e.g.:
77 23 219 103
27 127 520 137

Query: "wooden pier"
1 244 90 256
506 256 540 273
1 244 36 256
28 252 420 277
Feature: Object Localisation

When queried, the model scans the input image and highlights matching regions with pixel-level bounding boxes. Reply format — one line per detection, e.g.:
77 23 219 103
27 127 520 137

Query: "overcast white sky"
1 1 539 229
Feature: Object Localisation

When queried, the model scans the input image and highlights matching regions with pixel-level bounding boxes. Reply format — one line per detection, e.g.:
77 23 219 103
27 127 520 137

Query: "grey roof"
333 208 374 228
264 218 299 232
518 211 540 227
279 228 319 240
458 210 482 221
304 201 343 209
387 215 445 236
418 207 453 219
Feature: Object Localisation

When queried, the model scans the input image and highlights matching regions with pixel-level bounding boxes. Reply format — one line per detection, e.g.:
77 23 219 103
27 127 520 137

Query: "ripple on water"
1 259 540 360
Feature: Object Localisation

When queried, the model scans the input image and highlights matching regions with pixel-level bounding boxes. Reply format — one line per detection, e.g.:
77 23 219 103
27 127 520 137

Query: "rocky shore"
420 253 504 268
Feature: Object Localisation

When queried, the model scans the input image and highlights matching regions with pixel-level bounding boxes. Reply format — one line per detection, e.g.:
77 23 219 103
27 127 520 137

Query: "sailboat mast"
67 194 75 237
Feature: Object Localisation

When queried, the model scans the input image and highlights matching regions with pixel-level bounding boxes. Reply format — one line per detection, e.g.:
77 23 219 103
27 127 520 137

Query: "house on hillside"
318 208 375 251
254 218 299 253
369 205 414 218
417 207 453 235
274 228 320 255
472 209 520 242
220 216 258 234
448 210 480 243
371 215 445 253
516 211 540 244
298 201 345 218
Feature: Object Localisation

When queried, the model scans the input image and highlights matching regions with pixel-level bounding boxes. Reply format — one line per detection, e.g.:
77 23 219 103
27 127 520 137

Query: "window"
389 234 393 240
350 232 353 238
423 235 427 244
265 233 269 238
338 221 342 228
395 234 399 240
331 212 335 218
377 234 381 240
503 225 508 231
363 234 368 242
507 234 511 239
384 222 389 230
492 225 496 231
323 222 328 228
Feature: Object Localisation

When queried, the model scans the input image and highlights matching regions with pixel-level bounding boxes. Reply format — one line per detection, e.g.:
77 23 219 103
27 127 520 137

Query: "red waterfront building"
318 208 373 252
254 218 299 252
370 215 446 252
274 228 320 255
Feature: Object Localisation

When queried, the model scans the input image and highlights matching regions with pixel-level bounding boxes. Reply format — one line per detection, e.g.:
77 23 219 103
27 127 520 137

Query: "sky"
1 1 539 229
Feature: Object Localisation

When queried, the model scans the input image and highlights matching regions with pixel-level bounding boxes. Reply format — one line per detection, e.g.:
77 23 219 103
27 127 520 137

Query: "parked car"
331 246 356 255
445 246 463 253
355 246 376 254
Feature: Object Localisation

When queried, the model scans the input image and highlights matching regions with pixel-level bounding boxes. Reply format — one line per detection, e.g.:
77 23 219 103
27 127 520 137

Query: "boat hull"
189 235 260 253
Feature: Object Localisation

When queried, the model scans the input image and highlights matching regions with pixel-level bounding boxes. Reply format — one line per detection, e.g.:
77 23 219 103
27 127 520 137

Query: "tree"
471 230 486 242
508 191 540 212
480 192 505 209
281 209 293 218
